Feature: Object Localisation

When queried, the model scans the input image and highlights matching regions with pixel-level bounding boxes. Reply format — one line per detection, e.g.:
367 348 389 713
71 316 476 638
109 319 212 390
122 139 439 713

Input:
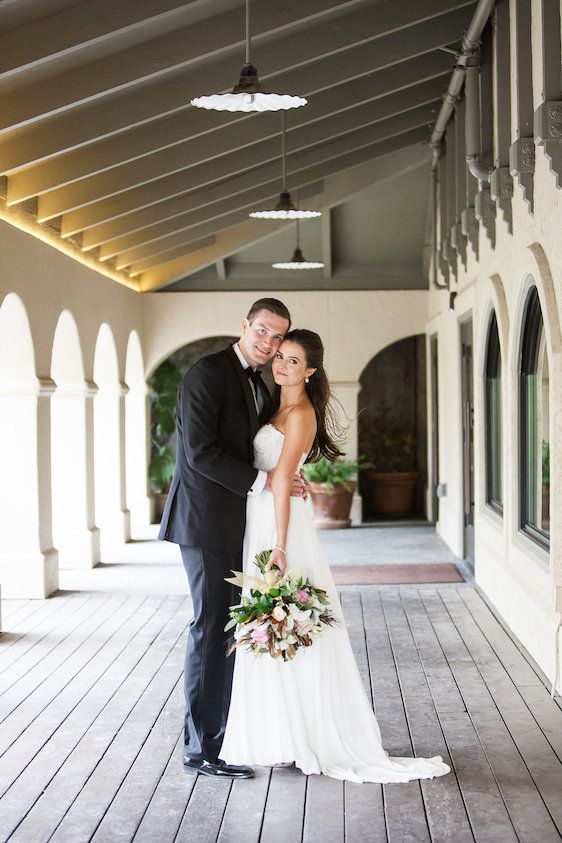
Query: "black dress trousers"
180 544 242 762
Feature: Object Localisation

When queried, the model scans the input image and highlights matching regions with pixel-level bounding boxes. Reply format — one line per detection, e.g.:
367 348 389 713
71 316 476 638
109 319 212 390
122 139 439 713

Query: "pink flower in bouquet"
295 618 314 636
250 624 269 645
297 589 310 604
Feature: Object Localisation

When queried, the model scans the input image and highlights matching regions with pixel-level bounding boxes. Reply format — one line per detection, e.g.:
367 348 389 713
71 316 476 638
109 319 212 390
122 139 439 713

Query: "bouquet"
224 549 338 661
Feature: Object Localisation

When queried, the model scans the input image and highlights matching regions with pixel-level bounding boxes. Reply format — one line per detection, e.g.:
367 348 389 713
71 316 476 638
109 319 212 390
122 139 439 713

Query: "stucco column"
0 378 59 598
330 380 362 525
51 380 100 569
125 382 152 534
94 382 131 559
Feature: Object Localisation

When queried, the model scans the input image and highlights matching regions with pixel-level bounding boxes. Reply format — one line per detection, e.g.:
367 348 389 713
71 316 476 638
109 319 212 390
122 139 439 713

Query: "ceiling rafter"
0 0 470 173
6 9 465 201
44 76 444 226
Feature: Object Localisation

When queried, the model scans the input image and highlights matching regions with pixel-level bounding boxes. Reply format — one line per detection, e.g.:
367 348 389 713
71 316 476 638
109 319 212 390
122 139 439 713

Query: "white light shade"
191 63 307 113
191 92 307 113
250 208 321 219
249 189 321 219
272 247 324 270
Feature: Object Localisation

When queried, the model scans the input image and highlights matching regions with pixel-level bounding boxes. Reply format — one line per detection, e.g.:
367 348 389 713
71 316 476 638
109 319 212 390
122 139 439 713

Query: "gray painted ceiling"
0 0 476 292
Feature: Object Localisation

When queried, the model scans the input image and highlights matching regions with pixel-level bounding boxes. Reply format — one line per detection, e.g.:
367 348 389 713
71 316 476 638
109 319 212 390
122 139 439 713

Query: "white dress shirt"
233 343 267 496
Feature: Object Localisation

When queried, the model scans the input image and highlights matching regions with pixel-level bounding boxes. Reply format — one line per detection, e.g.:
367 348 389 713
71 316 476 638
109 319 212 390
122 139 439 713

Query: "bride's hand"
266 547 287 576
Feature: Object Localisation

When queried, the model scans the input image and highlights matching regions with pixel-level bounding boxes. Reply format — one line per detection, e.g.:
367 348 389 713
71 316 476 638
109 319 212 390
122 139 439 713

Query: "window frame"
484 311 503 515
518 286 550 550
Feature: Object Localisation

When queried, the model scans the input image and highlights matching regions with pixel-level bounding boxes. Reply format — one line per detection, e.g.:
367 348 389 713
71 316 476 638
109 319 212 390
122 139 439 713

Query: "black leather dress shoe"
183 758 255 779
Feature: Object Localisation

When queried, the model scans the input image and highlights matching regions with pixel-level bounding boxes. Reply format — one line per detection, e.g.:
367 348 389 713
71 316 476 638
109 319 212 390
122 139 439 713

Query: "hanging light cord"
245 0 251 64
281 112 287 190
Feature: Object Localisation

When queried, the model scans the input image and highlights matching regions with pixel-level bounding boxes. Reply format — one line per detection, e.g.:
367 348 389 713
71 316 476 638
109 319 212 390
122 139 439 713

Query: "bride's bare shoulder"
285 402 316 433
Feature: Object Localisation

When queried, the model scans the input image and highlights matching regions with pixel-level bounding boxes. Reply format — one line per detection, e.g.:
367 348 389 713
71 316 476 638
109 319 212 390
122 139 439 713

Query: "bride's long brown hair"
269 329 345 462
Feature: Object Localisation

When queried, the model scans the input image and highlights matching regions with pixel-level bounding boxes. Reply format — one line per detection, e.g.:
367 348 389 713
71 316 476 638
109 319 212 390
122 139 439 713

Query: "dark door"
430 335 439 523
460 318 474 568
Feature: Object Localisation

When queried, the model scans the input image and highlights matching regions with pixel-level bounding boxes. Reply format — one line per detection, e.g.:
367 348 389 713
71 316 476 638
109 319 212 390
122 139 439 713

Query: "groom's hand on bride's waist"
265 471 308 499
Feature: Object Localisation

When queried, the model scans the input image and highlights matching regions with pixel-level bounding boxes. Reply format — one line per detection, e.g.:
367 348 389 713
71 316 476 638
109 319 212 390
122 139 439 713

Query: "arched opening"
93 323 130 558
149 335 237 522
484 310 503 514
125 330 151 534
358 335 427 520
0 293 58 597
519 286 550 545
50 310 100 568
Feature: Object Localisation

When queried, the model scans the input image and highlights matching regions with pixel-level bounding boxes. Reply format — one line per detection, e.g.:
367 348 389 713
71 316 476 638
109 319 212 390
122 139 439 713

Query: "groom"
159 298 302 780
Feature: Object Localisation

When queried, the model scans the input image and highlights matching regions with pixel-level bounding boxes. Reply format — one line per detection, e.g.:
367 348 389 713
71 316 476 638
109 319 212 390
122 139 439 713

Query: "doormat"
330 563 464 585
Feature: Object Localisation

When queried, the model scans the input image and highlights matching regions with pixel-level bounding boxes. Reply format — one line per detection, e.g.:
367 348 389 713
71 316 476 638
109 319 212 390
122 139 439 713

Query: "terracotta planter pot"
153 491 169 523
363 471 418 518
309 481 356 530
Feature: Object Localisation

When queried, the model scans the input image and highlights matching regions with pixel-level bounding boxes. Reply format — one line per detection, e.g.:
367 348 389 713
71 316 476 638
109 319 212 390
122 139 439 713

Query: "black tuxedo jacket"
158 345 271 552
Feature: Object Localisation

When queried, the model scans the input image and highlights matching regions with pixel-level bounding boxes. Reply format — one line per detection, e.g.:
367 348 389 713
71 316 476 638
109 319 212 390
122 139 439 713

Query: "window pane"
520 289 550 543
485 313 502 509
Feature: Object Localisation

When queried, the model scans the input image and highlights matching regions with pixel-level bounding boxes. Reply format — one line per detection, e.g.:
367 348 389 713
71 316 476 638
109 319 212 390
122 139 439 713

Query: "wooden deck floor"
0 586 561 842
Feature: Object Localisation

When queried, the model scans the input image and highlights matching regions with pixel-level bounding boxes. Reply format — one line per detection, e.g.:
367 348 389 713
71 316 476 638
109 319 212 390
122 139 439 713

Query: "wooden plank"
303 773 344 843
0 595 140 757
0 600 31 620
216 765 271 843
380 590 473 843
0 594 73 665
132 734 196 843
0 594 164 803
0 595 113 709
342 591 387 843
439 588 562 836
461 589 562 744
260 766 307 843
49 622 187 842
1 597 186 841
400 589 517 842
173 774 232 843
362 589 429 842
421 590 558 842
89 679 184 842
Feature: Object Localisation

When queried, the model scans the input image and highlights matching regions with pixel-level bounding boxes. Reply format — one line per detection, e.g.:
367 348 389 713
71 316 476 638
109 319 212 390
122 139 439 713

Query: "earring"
305 377 310 384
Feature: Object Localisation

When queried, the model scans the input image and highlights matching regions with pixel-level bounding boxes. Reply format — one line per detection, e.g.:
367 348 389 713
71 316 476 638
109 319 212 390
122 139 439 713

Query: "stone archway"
358 335 427 520
149 335 237 521
0 293 58 597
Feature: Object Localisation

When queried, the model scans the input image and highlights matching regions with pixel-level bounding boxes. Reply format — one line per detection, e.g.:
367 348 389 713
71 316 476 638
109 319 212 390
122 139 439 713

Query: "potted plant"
149 360 182 521
304 457 360 529
360 402 418 519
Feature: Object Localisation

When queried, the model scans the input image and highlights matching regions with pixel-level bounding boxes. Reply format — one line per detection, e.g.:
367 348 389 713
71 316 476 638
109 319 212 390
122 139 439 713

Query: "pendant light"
272 218 324 270
250 113 321 219
191 0 307 113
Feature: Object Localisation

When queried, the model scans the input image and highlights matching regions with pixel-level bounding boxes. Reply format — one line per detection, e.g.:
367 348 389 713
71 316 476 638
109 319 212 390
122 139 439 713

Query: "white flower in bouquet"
272 606 286 621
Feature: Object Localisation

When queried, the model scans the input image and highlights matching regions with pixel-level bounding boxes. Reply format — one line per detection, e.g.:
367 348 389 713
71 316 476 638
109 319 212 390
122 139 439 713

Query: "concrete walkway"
58 521 470 595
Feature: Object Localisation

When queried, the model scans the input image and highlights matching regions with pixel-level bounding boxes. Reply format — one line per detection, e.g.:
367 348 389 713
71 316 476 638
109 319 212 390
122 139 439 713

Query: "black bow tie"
245 367 262 384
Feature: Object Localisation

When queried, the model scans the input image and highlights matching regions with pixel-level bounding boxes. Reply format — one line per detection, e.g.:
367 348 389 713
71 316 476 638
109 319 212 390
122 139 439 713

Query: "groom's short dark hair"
247 298 291 328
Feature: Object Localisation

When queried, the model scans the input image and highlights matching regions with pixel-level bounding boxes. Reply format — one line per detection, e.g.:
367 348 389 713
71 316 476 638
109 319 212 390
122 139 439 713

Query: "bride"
220 329 450 783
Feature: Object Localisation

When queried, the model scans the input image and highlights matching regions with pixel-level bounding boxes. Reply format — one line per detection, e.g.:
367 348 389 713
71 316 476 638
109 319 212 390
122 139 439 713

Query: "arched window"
485 311 502 512
519 287 550 547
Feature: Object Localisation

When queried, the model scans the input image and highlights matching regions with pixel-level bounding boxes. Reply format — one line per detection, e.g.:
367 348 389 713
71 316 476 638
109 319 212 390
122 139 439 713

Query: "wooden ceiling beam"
0 0 201 78
58 89 441 234
0 0 361 132
137 135 430 290
0 0 472 172
6 11 463 200
31 60 450 218
126 127 428 273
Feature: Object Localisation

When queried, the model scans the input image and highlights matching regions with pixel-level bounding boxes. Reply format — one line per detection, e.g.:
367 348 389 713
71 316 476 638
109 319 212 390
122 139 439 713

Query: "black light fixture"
250 113 321 219
191 0 307 113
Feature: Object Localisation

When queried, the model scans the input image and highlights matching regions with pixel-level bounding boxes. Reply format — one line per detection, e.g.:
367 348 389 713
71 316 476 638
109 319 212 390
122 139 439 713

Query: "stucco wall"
427 149 562 690
0 220 142 381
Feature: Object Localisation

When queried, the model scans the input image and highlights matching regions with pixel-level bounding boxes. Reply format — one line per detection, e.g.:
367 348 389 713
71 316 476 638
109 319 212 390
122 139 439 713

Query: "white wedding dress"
220 424 450 783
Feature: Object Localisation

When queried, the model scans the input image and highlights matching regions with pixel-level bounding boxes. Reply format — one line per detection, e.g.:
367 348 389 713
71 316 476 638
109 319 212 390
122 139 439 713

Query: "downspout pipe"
429 0 496 172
